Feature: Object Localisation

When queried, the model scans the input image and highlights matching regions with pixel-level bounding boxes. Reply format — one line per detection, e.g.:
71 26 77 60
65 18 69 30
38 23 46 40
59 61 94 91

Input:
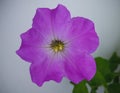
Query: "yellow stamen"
50 40 64 53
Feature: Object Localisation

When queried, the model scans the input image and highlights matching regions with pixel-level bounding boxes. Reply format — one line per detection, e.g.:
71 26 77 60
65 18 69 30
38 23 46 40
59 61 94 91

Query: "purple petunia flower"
16 4 99 86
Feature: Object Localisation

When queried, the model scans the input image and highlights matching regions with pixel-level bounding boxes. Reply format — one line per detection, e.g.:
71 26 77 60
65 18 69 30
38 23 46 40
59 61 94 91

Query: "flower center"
50 40 64 53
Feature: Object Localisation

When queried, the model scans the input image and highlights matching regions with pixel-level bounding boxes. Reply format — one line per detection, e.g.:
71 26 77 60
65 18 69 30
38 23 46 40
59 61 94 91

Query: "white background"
0 0 120 93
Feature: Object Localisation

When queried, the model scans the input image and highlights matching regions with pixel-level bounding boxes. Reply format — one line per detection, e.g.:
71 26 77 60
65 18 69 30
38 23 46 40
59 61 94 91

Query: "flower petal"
32 4 71 41
16 28 46 63
32 7 53 39
51 4 71 39
30 55 64 86
52 4 71 29
63 51 96 84
68 17 99 53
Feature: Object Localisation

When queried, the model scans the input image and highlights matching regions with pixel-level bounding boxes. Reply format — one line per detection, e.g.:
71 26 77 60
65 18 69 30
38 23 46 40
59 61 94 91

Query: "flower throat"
50 40 64 52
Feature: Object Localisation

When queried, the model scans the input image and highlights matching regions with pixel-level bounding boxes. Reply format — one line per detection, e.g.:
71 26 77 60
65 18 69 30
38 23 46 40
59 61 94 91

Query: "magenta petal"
32 4 71 40
51 4 71 29
51 4 71 39
68 17 99 53
63 52 96 84
20 28 44 46
32 7 52 38
16 28 45 63
30 56 64 86
64 60 84 83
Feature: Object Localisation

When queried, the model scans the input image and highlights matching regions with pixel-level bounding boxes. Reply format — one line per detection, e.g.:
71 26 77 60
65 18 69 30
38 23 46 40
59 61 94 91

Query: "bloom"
16 4 99 86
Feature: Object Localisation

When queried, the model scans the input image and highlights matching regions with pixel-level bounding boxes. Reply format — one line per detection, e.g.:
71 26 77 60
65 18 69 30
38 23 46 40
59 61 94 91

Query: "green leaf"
108 83 120 93
90 89 97 93
109 52 120 72
95 57 113 82
72 80 88 93
113 76 119 83
88 71 107 87
104 87 109 93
